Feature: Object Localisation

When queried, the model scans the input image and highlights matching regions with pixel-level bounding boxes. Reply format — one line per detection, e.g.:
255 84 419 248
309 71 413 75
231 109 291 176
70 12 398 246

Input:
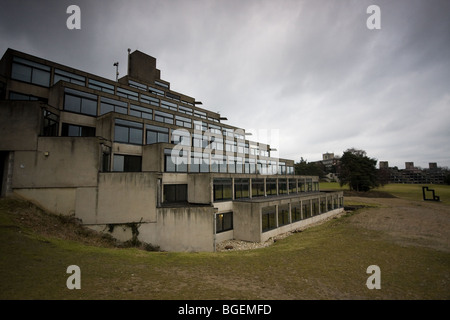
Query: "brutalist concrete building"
0 48 343 251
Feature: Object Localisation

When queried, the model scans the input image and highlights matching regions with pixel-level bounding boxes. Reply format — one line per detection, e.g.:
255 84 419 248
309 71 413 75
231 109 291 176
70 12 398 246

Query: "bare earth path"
345 196 450 253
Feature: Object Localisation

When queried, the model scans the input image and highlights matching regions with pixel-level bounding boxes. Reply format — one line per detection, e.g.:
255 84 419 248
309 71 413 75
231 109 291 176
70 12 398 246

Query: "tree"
295 158 326 179
338 148 379 192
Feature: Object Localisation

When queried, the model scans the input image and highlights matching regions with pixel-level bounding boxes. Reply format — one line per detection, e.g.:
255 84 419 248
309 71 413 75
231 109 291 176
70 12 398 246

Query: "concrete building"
0 48 344 252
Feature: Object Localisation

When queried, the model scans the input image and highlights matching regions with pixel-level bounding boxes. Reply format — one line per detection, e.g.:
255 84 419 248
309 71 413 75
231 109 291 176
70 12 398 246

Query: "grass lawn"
1 183 449 300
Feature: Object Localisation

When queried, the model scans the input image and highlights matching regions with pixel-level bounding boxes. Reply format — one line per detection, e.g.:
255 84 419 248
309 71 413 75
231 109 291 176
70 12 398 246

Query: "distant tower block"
429 162 437 169
379 161 389 169
323 153 334 161
405 162 414 170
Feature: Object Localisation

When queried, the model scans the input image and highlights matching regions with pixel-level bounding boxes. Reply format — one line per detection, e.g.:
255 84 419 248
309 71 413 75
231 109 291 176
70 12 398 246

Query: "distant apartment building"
378 161 447 184
0 48 344 251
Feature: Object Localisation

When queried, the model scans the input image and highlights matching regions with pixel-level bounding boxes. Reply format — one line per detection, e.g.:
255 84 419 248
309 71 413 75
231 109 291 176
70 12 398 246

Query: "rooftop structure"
0 48 344 251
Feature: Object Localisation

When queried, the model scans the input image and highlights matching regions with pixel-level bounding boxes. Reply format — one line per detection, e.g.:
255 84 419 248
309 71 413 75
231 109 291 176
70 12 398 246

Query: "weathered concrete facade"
0 48 344 251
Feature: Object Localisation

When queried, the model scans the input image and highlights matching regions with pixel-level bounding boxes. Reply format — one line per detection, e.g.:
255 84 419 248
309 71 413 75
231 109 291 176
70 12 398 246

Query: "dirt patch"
346 196 450 252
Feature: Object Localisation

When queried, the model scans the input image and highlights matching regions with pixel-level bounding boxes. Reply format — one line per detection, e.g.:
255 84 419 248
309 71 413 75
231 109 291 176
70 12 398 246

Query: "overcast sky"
1 0 449 168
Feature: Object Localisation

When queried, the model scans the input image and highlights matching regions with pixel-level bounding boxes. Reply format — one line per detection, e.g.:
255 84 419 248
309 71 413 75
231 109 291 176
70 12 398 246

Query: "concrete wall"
139 206 215 252
188 173 212 204
12 137 99 188
95 172 158 224
0 101 41 151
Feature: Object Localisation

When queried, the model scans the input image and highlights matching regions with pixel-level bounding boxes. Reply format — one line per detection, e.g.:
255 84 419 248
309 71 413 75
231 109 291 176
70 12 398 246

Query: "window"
289 179 297 193
161 100 178 111
61 123 96 137
9 91 39 101
148 86 164 96
166 92 180 101
245 158 256 174
190 152 210 173
155 80 169 89
171 129 191 146
100 97 128 115
146 124 169 144
114 119 143 145
154 110 174 124
117 87 139 101
130 104 152 119
11 56 50 87
194 110 207 119
234 179 249 199
42 110 59 137
178 105 193 115
140 94 159 106
213 178 232 201
216 212 233 233
175 115 192 128
251 179 265 198
211 154 226 173
303 201 312 219
266 179 277 196
63 88 97 116
262 206 276 232
53 68 85 86
164 148 188 172
113 154 142 172
88 79 115 94
278 179 288 194
163 184 188 203
128 80 147 91
292 202 302 222
278 204 290 226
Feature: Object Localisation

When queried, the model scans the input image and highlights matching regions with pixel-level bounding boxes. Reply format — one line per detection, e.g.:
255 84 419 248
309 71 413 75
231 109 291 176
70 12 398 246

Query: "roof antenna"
113 62 119 81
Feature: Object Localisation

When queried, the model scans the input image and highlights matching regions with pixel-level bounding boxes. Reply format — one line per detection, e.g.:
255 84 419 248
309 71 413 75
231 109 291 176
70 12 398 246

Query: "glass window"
113 154 142 172
175 115 192 128
11 57 50 87
117 87 139 101
100 97 128 115
216 212 233 233
148 86 164 96
61 123 96 137
163 184 188 203
279 204 290 226
128 80 147 91
88 79 115 94
114 119 143 145
178 105 193 115
278 179 288 194
155 80 169 89
54 69 85 86
266 179 277 196
262 206 277 232
234 178 249 199
292 202 302 222
130 104 152 119
251 178 265 198
146 124 169 144
164 148 188 172
140 94 159 106
63 88 97 116
289 179 297 193
213 178 232 202
171 129 191 146
154 110 174 124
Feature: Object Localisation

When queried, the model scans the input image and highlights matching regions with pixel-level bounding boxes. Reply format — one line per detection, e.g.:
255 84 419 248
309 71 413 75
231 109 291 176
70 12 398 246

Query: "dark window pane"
81 98 97 116
129 127 142 144
11 63 31 82
31 68 50 86
64 95 81 113
114 126 128 143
